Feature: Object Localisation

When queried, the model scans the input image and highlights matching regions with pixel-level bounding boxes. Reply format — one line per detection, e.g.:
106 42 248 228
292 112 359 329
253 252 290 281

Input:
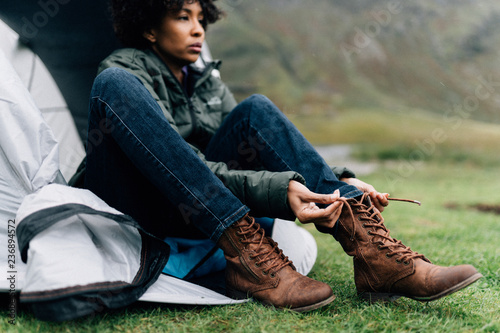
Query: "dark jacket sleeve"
331 166 356 180
189 143 305 220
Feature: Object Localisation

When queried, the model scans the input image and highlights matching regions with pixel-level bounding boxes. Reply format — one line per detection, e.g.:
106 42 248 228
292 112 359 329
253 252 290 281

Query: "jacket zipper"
163 62 216 138
180 64 216 138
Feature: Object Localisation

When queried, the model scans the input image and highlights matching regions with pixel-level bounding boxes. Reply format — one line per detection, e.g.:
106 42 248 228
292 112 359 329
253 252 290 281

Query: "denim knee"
96 67 135 83
92 67 143 96
244 94 273 110
236 94 282 122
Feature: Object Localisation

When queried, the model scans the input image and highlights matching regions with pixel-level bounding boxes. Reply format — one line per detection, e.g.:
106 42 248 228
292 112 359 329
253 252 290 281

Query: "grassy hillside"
207 0 500 124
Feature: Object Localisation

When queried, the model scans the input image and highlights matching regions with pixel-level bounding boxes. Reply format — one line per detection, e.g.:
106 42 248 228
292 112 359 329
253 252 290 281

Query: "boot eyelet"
262 271 268 275
255 263 261 268
362 223 366 228
239 238 244 242
377 245 382 250
403 261 410 265
395 259 401 264
385 253 391 259
367 231 372 235
270 273 276 278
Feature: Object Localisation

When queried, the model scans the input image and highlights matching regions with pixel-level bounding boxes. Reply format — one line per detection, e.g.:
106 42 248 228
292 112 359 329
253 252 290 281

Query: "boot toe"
425 264 482 300
286 276 335 312
395 261 483 301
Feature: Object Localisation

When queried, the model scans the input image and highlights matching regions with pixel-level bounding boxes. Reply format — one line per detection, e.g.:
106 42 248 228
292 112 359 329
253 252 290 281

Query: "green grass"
2 109 500 332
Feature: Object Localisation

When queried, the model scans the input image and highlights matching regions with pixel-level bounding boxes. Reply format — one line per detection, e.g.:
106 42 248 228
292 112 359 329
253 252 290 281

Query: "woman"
81 0 481 312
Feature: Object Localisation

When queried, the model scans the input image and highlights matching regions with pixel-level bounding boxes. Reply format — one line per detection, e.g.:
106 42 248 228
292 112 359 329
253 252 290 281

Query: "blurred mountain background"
207 0 500 125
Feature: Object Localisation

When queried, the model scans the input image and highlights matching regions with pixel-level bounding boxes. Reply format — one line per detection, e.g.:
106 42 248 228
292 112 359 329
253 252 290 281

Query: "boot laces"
235 216 293 275
342 193 427 264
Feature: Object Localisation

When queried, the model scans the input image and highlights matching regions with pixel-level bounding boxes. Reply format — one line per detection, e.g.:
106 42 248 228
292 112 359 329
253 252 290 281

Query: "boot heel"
359 292 401 302
226 286 250 300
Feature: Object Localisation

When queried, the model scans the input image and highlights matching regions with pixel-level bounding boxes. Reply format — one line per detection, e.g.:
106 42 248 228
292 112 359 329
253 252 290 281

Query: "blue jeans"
84 68 362 241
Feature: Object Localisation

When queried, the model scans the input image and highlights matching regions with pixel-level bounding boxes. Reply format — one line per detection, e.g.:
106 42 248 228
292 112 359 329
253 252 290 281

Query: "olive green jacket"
89 48 355 220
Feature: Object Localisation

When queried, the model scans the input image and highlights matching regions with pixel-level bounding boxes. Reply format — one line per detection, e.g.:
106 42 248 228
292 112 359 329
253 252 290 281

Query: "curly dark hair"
110 0 223 49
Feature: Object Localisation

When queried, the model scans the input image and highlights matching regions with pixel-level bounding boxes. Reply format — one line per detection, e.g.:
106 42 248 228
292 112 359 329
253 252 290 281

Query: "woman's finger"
298 201 343 227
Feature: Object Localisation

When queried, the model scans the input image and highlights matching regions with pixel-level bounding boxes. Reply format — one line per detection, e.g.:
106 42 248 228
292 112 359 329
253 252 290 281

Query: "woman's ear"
143 30 156 44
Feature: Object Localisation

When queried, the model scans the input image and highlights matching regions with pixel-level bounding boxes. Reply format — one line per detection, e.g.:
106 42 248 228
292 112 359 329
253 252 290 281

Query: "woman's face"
146 1 205 70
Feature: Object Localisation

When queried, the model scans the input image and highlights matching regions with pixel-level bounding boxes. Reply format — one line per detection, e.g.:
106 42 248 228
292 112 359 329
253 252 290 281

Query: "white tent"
0 19 85 181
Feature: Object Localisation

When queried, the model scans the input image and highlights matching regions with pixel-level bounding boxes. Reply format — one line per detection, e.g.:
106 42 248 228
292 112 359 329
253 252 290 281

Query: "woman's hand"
340 177 389 212
287 180 343 228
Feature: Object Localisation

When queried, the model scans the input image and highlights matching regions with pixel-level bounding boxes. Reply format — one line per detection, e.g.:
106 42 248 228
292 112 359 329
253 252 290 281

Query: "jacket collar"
144 48 221 90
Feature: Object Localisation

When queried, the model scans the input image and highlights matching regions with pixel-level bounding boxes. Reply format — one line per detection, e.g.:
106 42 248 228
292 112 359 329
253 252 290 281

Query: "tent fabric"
0 0 121 141
0 19 85 181
15 185 170 322
0 48 59 293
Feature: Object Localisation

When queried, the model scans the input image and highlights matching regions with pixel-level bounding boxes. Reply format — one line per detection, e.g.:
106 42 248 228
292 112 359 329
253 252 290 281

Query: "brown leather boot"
320 193 482 302
217 214 335 312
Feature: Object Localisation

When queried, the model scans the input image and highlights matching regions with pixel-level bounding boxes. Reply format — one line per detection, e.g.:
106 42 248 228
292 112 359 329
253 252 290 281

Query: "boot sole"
359 272 483 303
290 294 336 313
226 286 336 312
